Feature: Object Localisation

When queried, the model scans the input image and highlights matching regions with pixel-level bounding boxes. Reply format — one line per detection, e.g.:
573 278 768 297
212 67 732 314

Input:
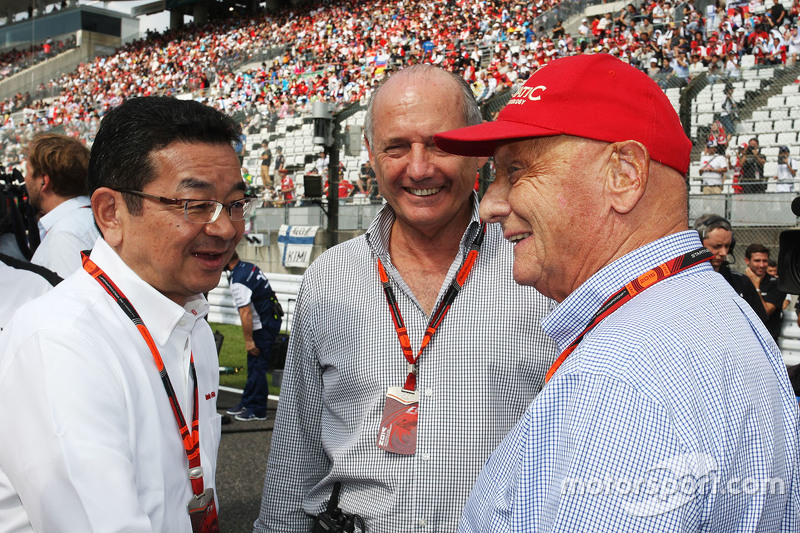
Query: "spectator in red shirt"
279 169 295 205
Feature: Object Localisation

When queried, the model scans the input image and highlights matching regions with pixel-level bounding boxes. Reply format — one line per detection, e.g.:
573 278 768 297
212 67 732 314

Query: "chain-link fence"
681 60 800 261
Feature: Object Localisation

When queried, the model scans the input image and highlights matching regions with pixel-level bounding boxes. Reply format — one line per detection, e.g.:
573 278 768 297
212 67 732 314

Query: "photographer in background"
740 137 768 194
0 253 59 331
699 140 728 194
25 133 100 277
776 145 797 193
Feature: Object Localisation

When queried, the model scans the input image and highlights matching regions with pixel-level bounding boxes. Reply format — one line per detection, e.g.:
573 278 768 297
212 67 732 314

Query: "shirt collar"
364 191 481 261
38 195 91 233
542 230 709 352
86 238 209 347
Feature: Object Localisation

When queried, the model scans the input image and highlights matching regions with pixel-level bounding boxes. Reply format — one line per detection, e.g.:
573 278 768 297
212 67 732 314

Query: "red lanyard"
81 253 206 498
545 247 713 384
377 222 486 392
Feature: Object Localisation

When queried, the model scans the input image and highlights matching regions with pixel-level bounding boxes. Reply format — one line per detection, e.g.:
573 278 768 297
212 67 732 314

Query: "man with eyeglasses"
0 96 253 532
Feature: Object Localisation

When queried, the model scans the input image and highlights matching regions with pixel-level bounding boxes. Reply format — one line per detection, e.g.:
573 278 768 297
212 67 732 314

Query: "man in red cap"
435 54 799 531
257 64 559 532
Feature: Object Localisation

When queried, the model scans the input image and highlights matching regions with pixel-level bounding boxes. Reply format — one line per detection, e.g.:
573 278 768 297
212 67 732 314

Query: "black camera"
778 197 800 294
312 482 365 533
0 168 40 259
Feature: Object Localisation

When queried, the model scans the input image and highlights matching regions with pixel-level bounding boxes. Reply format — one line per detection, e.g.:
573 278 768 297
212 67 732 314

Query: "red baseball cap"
434 54 692 174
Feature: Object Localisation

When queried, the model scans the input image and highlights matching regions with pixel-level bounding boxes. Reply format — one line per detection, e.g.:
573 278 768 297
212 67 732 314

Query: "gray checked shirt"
255 194 558 532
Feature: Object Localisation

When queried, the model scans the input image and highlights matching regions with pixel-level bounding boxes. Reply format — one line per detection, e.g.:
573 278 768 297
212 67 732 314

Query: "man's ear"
38 173 51 193
91 187 125 247
606 140 649 215
364 135 374 167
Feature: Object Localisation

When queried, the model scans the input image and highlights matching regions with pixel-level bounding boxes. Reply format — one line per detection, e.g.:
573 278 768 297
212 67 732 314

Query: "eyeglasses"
115 189 258 224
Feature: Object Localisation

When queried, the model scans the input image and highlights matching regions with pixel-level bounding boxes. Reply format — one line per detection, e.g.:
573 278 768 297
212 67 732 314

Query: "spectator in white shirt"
699 140 729 193
776 145 798 192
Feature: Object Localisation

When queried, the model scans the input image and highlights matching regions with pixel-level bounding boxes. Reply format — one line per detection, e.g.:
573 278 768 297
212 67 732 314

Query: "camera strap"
81 252 220 532
545 247 713 384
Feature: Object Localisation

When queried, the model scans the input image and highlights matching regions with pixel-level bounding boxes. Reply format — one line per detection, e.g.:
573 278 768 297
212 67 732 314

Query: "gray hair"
363 64 482 147
693 214 732 240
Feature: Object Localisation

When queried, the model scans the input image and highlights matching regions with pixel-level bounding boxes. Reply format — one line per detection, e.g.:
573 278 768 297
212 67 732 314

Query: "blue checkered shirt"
459 231 800 532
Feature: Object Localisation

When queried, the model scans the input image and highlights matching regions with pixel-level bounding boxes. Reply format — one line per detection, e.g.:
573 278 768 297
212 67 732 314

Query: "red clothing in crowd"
280 175 295 201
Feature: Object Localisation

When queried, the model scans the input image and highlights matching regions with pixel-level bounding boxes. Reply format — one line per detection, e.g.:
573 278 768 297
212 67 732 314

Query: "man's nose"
479 181 511 223
407 144 434 180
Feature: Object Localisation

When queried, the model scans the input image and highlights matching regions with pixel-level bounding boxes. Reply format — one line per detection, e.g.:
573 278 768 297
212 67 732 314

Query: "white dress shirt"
0 238 221 532
31 195 100 278
0 259 53 331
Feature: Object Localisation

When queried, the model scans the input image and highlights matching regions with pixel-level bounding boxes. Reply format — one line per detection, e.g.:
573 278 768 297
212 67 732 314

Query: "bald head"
364 65 481 147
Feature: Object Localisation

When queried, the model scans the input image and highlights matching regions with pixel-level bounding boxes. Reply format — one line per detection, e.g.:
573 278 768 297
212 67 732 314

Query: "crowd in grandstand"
0 0 799 175
0 35 76 83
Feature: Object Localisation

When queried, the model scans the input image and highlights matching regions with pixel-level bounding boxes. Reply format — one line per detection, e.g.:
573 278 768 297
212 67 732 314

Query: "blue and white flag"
277 224 319 268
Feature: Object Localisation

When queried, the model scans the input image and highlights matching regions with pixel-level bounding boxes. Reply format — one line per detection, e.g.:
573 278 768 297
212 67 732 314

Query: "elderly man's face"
479 136 608 301
116 141 246 305
367 74 482 237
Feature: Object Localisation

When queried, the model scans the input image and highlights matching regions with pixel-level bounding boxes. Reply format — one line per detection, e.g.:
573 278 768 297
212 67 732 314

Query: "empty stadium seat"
774 119 793 132
754 120 775 134
777 132 798 146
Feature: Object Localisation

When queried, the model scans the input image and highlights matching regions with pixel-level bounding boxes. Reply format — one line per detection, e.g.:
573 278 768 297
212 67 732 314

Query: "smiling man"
435 54 799 531
745 243 786 343
0 96 253 532
255 64 558 532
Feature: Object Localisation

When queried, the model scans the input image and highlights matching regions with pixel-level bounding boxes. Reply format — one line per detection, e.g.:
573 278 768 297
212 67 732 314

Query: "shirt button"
425 388 433 397
178 319 187 327
420 452 430 461
418 518 427 527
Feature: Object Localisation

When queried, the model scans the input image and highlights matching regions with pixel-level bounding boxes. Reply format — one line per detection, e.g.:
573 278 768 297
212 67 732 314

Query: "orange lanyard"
81 252 206 498
377 222 486 391
545 247 713 384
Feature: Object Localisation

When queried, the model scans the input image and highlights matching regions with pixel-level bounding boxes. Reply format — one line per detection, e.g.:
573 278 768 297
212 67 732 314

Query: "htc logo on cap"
508 85 546 105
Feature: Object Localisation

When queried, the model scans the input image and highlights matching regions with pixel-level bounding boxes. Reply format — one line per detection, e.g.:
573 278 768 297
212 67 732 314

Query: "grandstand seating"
2 0 800 206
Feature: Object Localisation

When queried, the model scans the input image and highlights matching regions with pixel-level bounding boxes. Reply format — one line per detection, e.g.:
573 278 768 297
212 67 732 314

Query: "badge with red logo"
376 387 419 455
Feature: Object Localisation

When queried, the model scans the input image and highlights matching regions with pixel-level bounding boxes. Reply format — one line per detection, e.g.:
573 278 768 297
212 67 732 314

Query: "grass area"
209 322 281 395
